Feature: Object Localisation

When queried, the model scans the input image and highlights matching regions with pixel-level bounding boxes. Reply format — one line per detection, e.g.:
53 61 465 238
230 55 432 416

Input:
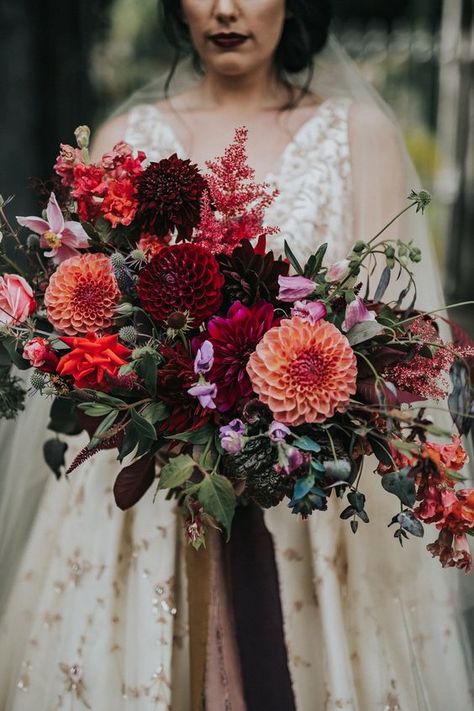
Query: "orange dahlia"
247 317 357 425
45 253 120 335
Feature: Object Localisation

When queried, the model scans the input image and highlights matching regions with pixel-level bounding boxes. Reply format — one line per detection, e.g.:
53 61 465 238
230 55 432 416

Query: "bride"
0 1 472 709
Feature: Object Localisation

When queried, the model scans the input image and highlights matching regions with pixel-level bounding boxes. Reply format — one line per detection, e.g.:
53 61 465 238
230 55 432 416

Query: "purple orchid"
194 340 214 375
17 192 89 264
187 382 217 410
342 296 376 332
277 275 315 302
291 300 327 324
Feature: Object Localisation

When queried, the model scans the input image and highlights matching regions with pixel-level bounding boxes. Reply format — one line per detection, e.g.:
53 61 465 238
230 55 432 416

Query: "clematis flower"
16 192 89 264
194 341 214 375
277 275 315 302
291 300 327 324
187 382 218 410
342 296 376 332
0 274 36 325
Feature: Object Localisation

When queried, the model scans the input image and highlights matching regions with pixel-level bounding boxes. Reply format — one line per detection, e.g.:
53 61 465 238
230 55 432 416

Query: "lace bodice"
125 98 353 263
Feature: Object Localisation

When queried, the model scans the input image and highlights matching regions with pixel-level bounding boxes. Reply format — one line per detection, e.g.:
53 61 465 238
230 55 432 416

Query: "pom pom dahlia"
137 244 224 327
247 317 357 425
136 155 207 241
45 254 121 335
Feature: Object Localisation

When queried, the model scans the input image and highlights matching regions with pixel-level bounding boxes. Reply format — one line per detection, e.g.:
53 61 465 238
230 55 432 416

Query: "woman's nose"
213 0 240 24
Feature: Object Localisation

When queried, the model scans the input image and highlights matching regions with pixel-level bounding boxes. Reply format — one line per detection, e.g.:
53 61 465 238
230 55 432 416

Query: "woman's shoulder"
347 101 399 145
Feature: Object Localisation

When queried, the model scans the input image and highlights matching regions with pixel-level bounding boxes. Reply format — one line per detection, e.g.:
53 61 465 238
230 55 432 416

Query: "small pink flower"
342 296 376 332
23 337 58 373
326 259 351 283
54 143 83 186
291 300 327 324
277 275 315 302
17 192 89 264
0 274 36 325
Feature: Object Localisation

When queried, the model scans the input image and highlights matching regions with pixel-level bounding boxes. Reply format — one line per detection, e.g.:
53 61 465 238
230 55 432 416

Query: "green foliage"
198 474 236 540
158 454 196 490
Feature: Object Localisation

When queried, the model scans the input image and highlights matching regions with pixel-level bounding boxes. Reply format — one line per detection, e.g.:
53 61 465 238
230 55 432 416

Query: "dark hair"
159 0 332 104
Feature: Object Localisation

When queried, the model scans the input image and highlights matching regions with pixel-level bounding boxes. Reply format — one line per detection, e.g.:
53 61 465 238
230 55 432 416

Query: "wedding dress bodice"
125 98 353 264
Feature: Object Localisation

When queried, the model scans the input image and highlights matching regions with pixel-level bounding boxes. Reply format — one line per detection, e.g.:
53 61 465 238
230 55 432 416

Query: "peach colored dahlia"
247 317 357 425
45 253 120 335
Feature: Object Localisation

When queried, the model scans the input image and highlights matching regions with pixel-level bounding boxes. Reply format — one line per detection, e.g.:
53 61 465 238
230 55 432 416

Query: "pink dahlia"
247 316 357 425
44 254 120 335
201 301 277 412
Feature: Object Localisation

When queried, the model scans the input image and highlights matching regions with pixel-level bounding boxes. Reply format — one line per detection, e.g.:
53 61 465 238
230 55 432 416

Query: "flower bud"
277 275 316 302
325 259 351 283
74 125 91 150
115 302 135 316
352 241 366 253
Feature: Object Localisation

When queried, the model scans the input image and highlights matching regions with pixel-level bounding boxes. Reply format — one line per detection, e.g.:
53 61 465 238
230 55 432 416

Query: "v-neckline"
147 97 335 184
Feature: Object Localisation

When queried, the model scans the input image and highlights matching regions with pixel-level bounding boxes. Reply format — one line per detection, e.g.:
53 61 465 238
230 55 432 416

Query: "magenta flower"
187 382 217 410
194 340 214 375
202 300 277 412
342 296 376 332
277 275 315 302
17 192 89 264
291 300 327 324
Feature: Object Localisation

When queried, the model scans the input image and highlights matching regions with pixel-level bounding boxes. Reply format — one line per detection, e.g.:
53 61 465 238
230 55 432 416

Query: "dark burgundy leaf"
113 455 156 510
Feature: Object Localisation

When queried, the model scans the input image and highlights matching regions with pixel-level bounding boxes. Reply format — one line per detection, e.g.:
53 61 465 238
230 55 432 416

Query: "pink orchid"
342 296 376 332
17 192 89 264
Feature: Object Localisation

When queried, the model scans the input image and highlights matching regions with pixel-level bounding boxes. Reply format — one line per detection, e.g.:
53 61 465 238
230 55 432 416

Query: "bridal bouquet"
1 125 474 571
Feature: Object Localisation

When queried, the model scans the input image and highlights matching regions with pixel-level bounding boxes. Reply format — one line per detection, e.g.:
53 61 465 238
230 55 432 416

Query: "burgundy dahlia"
157 343 211 435
137 243 224 327
136 155 208 241
200 300 277 412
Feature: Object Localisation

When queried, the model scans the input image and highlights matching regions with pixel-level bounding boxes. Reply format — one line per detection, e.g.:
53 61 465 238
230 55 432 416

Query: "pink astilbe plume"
194 127 279 255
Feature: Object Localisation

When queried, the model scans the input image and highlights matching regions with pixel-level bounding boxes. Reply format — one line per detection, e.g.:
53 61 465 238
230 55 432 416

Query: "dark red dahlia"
136 155 208 241
199 300 277 412
157 343 211 435
137 243 224 327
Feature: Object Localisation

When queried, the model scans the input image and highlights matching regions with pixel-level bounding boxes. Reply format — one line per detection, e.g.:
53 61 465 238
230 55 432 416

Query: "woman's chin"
206 56 264 80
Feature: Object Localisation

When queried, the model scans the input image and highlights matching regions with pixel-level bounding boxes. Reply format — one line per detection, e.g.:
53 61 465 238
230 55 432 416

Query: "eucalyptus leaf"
323 459 352 480
48 398 83 436
43 438 68 479
292 435 321 453
113 455 155 510
293 473 316 500
198 474 236 540
397 510 424 538
118 421 139 461
135 352 158 396
77 403 114 417
158 454 196 490
346 320 384 346
381 467 416 508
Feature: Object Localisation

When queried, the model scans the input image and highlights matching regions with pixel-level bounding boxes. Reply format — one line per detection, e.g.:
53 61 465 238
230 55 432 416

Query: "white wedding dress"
0 98 472 711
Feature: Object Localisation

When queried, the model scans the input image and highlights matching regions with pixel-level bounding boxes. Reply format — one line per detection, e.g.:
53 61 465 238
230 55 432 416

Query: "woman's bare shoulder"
348 102 399 144
90 112 130 162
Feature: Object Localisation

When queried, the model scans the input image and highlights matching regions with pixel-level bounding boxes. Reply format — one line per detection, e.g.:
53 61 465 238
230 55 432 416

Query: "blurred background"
0 0 472 332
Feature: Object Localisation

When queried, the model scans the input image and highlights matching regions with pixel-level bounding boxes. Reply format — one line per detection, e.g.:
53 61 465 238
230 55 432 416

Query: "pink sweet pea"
325 259 351 283
291 300 327 324
342 296 376 332
277 275 315 302
17 192 89 264
0 274 36 325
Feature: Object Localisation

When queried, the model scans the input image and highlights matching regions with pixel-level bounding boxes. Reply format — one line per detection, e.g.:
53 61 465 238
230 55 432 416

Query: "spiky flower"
119 325 138 344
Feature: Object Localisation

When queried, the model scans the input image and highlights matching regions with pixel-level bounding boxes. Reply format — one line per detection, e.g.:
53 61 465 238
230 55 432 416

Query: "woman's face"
180 0 287 78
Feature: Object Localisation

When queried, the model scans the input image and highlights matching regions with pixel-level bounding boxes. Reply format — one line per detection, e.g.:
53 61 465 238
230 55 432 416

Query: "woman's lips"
210 33 249 49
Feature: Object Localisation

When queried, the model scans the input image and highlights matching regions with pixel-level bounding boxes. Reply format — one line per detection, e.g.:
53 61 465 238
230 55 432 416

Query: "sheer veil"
0 35 472 672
